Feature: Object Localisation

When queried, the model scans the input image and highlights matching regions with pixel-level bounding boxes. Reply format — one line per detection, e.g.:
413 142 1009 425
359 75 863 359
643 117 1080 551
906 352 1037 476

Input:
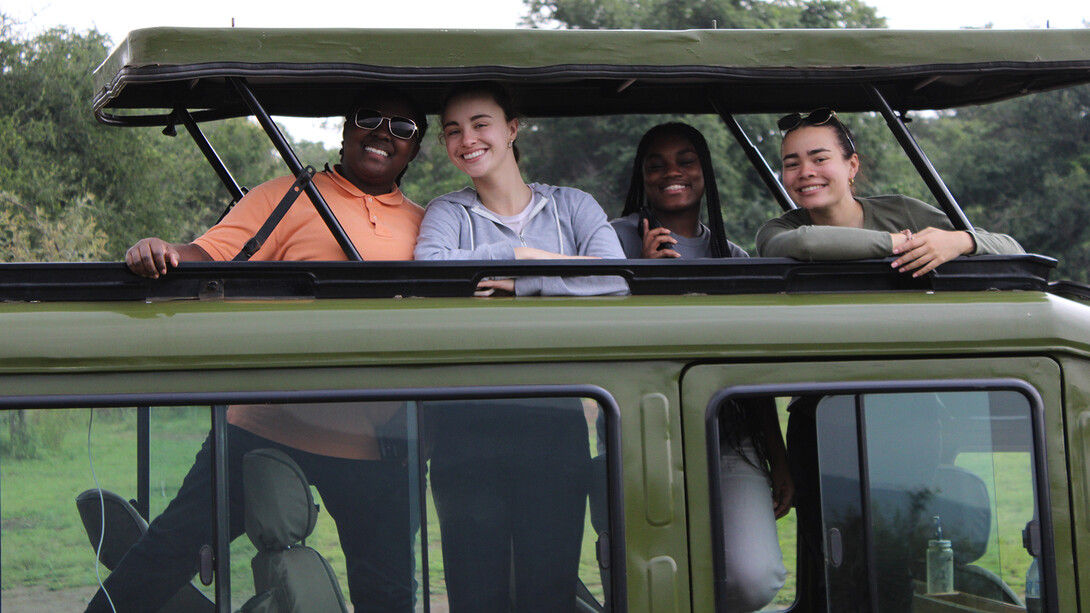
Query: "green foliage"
0 192 109 261
1 410 81 460
0 17 295 260
912 86 1090 281
522 0 886 29
400 131 471 204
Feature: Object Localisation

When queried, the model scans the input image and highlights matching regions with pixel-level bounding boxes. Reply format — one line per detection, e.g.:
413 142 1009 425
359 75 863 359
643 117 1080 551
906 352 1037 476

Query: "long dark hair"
719 398 774 477
621 123 730 257
439 81 522 163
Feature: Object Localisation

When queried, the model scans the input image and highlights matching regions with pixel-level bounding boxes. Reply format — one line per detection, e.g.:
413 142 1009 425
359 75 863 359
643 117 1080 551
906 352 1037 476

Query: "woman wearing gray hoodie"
415 82 622 613
414 82 627 297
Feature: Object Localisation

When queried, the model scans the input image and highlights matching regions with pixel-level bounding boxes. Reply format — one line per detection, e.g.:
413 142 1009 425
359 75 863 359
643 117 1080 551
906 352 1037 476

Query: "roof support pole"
211 404 231 613
229 77 363 261
136 407 150 521
711 98 796 212
177 109 247 204
864 84 973 231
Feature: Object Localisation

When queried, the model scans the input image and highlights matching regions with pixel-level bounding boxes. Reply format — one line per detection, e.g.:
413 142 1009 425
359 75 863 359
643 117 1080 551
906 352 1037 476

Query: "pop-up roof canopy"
28 26 1075 302
94 27 1090 123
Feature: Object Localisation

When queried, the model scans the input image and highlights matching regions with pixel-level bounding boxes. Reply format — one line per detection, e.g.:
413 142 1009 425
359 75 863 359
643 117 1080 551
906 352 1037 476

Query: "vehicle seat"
917 465 1023 606
237 448 348 613
74 488 215 613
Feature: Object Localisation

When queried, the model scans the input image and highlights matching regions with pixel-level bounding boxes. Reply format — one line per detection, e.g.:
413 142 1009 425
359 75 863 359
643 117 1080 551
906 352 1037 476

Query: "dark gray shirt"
611 213 749 259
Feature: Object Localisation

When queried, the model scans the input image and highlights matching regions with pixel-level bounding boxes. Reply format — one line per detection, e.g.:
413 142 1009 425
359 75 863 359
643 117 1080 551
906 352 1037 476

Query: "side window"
709 388 1044 613
419 395 613 612
0 392 619 612
815 390 1040 613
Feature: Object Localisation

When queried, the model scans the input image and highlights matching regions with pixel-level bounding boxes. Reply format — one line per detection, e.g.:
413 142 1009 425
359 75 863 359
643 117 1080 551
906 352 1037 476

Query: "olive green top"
755 195 1025 260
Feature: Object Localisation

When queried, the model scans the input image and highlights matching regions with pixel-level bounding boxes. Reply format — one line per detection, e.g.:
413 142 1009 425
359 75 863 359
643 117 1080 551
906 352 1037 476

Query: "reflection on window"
814 391 1039 613
0 397 614 612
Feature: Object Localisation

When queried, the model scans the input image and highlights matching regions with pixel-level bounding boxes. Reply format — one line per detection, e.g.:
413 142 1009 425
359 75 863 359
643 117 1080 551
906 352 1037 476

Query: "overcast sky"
6 0 1087 144
8 0 1087 41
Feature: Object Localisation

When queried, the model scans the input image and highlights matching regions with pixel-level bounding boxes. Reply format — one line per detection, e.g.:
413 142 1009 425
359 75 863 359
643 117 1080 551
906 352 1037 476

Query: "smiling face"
440 92 519 181
339 94 422 195
780 125 859 218
642 131 705 215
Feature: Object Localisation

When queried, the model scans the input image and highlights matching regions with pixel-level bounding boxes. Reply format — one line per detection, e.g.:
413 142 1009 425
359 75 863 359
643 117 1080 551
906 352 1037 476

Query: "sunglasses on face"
777 108 856 154
352 108 419 140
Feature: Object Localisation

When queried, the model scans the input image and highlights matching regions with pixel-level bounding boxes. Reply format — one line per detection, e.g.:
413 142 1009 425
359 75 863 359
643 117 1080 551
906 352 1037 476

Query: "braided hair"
621 123 731 257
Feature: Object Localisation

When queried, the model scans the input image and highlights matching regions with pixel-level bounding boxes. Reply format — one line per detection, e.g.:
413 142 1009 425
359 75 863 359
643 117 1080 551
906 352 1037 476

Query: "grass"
0 408 265 604
955 452 1036 596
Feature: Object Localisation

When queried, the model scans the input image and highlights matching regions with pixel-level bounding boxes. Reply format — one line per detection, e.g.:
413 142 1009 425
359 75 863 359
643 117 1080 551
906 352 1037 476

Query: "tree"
0 17 308 259
0 192 109 262
523 0 885 29
400 137 471 206
912 85 1090 281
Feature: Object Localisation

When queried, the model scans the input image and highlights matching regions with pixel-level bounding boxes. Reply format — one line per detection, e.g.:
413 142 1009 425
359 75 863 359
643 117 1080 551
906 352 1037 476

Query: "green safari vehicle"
3 26 1090 613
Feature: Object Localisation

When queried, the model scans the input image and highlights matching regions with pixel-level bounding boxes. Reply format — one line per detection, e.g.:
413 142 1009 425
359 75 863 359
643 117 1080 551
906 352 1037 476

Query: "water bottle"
926 516 954 594
1025 557 1042 613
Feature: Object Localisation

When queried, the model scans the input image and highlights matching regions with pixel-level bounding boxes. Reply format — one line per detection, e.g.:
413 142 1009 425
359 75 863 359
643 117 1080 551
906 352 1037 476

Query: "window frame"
703 378 1053 613
1 383 627 613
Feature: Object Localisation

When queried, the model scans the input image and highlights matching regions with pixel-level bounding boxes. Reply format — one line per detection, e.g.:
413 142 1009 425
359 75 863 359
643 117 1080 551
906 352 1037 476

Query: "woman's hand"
769 456 795 520
641 220 680 258
891 228 975 277
756 400 794 519
475 278 516 296
513 247 597 260
475 248 599 295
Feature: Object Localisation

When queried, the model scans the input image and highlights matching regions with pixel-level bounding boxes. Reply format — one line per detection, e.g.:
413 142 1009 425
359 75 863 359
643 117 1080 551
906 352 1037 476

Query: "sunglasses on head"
777 108 856 154
353 108 419 140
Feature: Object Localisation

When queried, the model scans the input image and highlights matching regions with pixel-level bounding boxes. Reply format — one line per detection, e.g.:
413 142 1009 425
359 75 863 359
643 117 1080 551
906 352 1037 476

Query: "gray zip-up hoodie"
415 183 629 296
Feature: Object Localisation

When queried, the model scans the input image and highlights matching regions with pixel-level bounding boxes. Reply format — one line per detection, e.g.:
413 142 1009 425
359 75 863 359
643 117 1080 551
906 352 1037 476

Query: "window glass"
420 396 609 611
0 395 614 612
814 390 1038 613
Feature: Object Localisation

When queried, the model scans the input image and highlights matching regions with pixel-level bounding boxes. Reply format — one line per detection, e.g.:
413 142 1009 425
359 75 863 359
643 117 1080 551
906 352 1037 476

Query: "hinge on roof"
162 109 181 137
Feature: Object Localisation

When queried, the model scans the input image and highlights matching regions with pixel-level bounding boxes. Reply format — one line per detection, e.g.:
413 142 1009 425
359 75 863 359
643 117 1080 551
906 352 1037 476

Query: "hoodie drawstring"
462 205 476 251
550 196 564 256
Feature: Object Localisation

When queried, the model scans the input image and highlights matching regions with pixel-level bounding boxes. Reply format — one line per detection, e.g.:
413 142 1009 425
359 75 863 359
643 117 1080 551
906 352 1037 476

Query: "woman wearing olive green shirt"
756 109 1023 275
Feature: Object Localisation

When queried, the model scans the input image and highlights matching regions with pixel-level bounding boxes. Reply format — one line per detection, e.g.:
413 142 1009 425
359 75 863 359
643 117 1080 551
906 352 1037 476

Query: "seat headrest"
75 489 148 570
243 448 319 552
925 465 992 565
